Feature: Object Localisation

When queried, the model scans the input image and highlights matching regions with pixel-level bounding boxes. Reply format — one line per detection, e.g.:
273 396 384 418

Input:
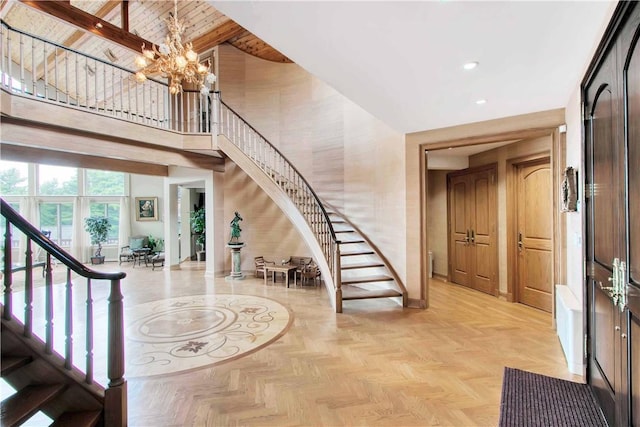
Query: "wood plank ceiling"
1 0 291 70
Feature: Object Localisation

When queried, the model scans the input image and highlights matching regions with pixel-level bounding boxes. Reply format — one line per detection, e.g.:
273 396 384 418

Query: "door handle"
517 232 523 251
464 230 470 245
470 229 475 244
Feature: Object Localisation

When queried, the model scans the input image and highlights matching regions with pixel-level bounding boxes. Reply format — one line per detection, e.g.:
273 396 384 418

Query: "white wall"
218 44 407 284
130 174 164 239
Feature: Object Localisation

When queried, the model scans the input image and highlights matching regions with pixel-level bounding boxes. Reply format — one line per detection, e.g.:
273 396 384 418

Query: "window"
89 202 120 245
0 160 29 196
38 165 77 196
86 169 125 196
39 203 73 248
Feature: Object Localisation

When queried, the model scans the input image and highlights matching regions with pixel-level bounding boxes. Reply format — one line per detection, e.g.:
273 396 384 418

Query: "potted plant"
190 207 206 249
147 235 164 253
84 216 111 264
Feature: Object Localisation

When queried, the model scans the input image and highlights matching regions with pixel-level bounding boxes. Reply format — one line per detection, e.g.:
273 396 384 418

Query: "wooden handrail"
1 198 128 425
217 96 339 245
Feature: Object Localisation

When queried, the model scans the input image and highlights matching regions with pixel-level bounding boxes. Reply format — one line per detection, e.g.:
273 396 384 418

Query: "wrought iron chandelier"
134 0 216 95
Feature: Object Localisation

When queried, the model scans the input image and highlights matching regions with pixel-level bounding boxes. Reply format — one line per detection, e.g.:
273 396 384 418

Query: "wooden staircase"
1 312 104 426
1 200 127 426
326 210 406 304
215 97 407 310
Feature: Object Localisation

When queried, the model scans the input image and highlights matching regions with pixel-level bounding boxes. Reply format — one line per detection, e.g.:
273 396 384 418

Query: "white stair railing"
0 20 211 133
216 94 342 301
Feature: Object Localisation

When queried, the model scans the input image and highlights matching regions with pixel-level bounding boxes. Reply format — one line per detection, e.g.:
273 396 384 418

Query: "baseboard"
407 298 427 309
432 273 448 282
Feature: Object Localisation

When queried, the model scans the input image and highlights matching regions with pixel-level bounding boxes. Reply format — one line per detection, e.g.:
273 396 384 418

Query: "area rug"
125 294 292 378
499 367 606 427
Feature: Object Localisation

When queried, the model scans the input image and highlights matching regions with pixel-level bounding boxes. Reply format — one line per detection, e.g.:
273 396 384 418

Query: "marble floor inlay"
125 294 292 377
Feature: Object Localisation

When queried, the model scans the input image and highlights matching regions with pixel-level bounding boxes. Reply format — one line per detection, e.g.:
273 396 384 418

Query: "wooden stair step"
341 250 374 257
1 356 32 377
51 410 102 427
342 275 393 285
0 384 66 427
341 285 403 300
341 262 385 270
340 240 365 244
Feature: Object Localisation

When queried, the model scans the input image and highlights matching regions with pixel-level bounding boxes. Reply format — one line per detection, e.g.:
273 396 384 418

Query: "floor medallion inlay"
125 294 292 377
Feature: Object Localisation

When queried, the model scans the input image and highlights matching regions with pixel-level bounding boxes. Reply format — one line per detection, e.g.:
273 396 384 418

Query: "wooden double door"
447 164 497 295
584 3 640 426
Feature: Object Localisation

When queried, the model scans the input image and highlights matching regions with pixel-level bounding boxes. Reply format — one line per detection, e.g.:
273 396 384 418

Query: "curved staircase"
215 96 407 312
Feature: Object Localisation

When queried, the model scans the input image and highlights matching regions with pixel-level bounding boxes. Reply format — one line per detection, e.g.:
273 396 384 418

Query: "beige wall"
468 136 552 294
218 44 407 283
427 170 451 277
222 161 310 274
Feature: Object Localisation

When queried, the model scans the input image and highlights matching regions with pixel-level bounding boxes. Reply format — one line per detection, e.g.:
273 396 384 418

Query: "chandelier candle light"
134 0 216 95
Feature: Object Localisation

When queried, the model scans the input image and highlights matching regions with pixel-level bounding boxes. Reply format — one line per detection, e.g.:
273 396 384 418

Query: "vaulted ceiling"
1 0 290 75
1 1 617 135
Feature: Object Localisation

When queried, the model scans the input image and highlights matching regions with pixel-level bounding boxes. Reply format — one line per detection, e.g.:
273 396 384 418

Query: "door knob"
517 232 523 251
470 229 475 244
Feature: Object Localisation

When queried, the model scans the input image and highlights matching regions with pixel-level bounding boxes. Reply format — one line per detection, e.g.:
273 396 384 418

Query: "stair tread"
0 384 66 426
51 410 102 427
342 275 394 285
341 285 403 300
1 356 32 377
341 262 385 270
334 230 355 233
341 250 375 257
340 240 365 244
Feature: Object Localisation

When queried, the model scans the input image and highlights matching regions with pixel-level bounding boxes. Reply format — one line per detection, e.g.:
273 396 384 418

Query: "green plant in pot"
191 207 205 249
148 235 164 253
84 216 111 264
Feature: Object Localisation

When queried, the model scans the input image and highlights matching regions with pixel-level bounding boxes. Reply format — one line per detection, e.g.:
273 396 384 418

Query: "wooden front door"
447 164 497 295
516 158 553 312
584 3 639 425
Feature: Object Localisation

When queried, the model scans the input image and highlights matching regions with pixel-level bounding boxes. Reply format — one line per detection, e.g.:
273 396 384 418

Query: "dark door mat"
499 367 606 427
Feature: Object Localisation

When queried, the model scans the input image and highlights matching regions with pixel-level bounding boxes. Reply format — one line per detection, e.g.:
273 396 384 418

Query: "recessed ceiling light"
94 22 103 29
463 61 478 70
476 99 487 105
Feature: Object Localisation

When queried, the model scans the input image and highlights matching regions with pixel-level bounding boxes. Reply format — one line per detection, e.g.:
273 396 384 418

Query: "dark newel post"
335 243 342 313
3 220 12 320
104 278 127 427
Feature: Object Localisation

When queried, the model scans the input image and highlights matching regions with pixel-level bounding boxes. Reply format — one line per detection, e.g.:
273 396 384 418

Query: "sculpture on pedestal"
229 211 243 244
226 212 245 281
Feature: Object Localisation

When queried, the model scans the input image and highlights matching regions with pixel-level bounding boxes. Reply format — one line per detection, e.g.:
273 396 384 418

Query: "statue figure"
229 211 243 244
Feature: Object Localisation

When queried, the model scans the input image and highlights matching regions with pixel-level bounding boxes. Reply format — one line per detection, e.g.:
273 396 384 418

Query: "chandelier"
134 0 216 95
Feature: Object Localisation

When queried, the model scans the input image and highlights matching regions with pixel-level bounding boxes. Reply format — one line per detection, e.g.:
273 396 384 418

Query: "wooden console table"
264 264 297 288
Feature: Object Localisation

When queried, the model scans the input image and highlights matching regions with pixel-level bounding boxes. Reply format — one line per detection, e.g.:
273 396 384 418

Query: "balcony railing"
0 20 211 133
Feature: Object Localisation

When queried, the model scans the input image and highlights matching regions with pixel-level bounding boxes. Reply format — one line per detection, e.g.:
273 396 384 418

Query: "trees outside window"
89 202 120 244
39 202 73 248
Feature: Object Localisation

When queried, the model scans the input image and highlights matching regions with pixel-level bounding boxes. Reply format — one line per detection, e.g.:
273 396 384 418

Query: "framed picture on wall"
135 197 158 221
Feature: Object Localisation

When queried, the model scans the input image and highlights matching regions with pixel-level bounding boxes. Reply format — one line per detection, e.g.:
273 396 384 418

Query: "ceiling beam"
19 0 155 53
189 20 246 53
35 1 121 80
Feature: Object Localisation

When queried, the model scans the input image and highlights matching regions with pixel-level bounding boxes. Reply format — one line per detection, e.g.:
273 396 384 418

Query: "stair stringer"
217 135 339 311
1 312 105 421
323 202 408 307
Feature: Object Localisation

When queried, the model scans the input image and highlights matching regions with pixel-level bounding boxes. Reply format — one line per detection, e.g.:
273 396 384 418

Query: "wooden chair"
119 235 148 264
287 256 312 282
254 256 274 278
300 263 320 287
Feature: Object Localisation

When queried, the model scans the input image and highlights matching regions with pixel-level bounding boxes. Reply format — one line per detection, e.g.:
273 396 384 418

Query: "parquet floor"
111 262 578 427
11 261 579 426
